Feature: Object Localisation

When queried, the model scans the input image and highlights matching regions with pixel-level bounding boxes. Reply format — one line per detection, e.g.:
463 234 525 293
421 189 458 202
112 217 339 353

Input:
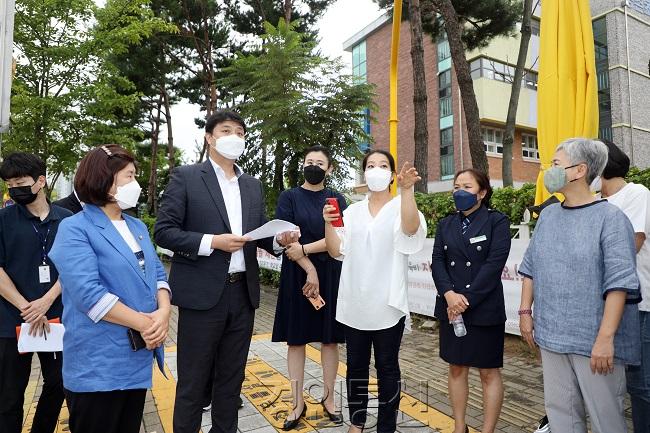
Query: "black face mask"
304 165 326 185
8 182 40 205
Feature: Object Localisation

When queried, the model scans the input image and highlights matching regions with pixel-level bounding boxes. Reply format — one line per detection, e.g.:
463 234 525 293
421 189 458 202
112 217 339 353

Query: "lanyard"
31 221 51 265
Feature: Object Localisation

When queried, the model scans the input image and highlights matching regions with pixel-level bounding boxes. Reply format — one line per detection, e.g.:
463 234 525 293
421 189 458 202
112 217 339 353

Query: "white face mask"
365 167 393 192
590 175 602 193
114 180 142 210
213 134 246 160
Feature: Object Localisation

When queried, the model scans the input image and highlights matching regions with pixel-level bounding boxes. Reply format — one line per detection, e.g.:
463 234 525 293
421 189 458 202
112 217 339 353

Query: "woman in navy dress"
272 146 346 429
431 169 511 433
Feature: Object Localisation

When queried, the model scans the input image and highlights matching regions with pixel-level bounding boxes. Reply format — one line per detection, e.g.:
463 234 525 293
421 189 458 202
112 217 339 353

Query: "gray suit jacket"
154 160 274 310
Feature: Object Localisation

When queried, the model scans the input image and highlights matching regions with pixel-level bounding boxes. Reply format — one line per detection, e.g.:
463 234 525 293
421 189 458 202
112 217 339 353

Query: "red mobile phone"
325 198 343 227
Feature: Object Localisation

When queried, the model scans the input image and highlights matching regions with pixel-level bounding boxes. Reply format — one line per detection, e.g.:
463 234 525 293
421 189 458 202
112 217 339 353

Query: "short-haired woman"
519 138 641 433
324 150 426 433
272 145 346 429
50 145 171 433
431 169 511 433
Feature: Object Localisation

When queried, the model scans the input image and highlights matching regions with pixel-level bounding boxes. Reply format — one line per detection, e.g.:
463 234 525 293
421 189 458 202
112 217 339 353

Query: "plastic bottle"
451 315 467 337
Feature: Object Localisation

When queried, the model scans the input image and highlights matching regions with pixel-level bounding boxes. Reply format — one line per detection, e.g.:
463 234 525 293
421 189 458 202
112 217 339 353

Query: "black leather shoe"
282 403 306 431
320 400 343 424
238 396 244 409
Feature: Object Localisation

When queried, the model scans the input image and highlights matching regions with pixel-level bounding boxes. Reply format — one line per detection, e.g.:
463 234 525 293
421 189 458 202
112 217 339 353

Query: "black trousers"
0 338 63 433
173 279 254 433
345 317 405 433
65 388 146 433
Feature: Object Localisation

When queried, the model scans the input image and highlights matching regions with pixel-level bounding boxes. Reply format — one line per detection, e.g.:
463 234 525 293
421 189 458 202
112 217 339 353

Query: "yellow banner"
536 0 599 205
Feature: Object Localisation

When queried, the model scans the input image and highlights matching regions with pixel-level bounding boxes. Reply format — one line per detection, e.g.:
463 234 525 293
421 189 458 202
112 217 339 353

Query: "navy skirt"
439 321 505 368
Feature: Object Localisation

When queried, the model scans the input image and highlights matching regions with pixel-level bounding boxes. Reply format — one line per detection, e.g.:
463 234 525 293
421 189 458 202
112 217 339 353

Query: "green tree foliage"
6 0 171 191
420 0 521 50
220 20 375 212
222 0 334 39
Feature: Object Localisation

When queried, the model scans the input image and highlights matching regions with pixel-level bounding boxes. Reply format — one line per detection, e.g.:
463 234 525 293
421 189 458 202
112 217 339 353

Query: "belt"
227 272 246 283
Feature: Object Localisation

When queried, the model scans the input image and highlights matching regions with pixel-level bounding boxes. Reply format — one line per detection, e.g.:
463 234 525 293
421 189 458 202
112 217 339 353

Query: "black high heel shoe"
282 403 307 431
320 399 343 424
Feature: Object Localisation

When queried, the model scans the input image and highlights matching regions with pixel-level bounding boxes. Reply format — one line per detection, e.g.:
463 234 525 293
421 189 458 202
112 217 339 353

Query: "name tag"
39 265 51 283
469 235 487 244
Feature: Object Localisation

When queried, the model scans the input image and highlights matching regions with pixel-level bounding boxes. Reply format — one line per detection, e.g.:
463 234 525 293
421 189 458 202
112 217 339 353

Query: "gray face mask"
543 163 582 193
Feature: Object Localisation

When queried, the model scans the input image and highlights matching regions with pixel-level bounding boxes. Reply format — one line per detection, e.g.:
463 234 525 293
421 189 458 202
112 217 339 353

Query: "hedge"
415 183 537 237
139 166 650 260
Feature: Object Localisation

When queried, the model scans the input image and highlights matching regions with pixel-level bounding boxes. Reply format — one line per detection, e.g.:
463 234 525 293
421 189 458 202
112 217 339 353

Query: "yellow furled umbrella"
536 0 599 205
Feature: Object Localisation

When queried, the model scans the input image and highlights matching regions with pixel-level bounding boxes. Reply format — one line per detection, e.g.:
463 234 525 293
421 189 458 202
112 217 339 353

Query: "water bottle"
451 315 467 337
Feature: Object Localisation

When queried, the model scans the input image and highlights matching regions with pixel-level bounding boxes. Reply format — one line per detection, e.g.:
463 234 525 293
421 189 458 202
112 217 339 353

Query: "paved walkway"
22 284 634 433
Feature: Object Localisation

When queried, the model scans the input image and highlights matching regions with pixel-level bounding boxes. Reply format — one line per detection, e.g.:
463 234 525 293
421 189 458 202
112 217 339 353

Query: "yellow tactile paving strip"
25 333 468 433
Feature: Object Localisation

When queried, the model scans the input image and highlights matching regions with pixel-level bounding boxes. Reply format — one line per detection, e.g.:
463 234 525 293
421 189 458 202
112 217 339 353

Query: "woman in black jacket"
431 169 511 433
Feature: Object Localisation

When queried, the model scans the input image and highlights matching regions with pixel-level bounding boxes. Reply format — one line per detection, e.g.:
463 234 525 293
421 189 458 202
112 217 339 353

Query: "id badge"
39 265 51 283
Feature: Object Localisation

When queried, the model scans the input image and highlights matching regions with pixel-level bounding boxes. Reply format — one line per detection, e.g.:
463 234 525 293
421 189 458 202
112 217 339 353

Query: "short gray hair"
556 138 608 184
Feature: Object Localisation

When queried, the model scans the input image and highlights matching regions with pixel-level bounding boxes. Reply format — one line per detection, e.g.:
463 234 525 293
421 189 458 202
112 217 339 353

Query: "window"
440 128 454 178
439 70 452 117
352 41 367 82
523 71 538 90
358 108 371 152
530 19 540 36
592 18 612 142
482 127 503 155
470 59 481 79
437 31 450 62
521 133 539 159
469 57 538 90
352 42 370 151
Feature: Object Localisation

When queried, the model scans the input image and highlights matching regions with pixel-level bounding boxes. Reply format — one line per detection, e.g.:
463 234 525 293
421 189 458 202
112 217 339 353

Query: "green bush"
140 212 157 240
414 192 455 237
260 268 281 287
490 183 537 226
415 183 537 237
627 167 650 190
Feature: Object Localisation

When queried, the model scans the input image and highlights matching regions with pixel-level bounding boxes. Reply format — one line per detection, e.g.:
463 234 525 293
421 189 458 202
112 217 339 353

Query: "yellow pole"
389 0 402 196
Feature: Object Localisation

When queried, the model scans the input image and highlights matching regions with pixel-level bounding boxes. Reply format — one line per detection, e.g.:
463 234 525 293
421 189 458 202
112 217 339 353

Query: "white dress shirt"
198 159 246 273
335 196 427 331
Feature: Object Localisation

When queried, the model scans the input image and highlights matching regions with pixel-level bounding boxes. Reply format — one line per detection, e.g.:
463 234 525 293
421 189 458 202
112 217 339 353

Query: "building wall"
363 20 541 191
365 19 443 182
592 1 650 167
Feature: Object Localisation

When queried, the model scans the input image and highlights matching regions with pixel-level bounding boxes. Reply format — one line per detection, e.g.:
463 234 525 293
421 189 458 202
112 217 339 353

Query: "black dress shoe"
282 403 306 431
238 396 244 409
320 400 343 424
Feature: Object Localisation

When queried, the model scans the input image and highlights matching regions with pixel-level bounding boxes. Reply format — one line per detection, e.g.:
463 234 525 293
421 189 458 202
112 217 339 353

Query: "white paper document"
17 323 65 353
244 219 298 240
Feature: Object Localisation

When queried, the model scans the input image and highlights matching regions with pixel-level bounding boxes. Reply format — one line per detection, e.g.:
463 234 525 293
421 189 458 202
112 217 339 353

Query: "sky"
172 0 385 162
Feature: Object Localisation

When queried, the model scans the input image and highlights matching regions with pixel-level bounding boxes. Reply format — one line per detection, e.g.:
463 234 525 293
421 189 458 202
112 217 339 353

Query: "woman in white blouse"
323 150 426 433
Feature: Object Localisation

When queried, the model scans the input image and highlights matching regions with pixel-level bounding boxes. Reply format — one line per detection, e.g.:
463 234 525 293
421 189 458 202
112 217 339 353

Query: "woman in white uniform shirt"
323 150 426 433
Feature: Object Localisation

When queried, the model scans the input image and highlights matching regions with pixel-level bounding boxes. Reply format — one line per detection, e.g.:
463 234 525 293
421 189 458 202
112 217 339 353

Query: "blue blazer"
50 204 167 392
431 206 511 326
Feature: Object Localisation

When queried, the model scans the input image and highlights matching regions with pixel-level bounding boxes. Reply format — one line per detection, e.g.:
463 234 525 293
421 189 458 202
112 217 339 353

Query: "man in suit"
52 191 82 214
154 111 297 433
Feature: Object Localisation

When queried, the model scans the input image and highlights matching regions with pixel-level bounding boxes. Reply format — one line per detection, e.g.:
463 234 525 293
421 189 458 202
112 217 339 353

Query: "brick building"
343 1 650 192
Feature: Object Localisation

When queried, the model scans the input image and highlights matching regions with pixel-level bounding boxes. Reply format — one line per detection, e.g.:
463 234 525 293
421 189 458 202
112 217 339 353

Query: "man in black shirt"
0 153 72 433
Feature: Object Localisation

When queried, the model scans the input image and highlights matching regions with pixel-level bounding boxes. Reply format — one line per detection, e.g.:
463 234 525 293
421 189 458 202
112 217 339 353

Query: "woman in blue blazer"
431 169 511 433
50 145 171 433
